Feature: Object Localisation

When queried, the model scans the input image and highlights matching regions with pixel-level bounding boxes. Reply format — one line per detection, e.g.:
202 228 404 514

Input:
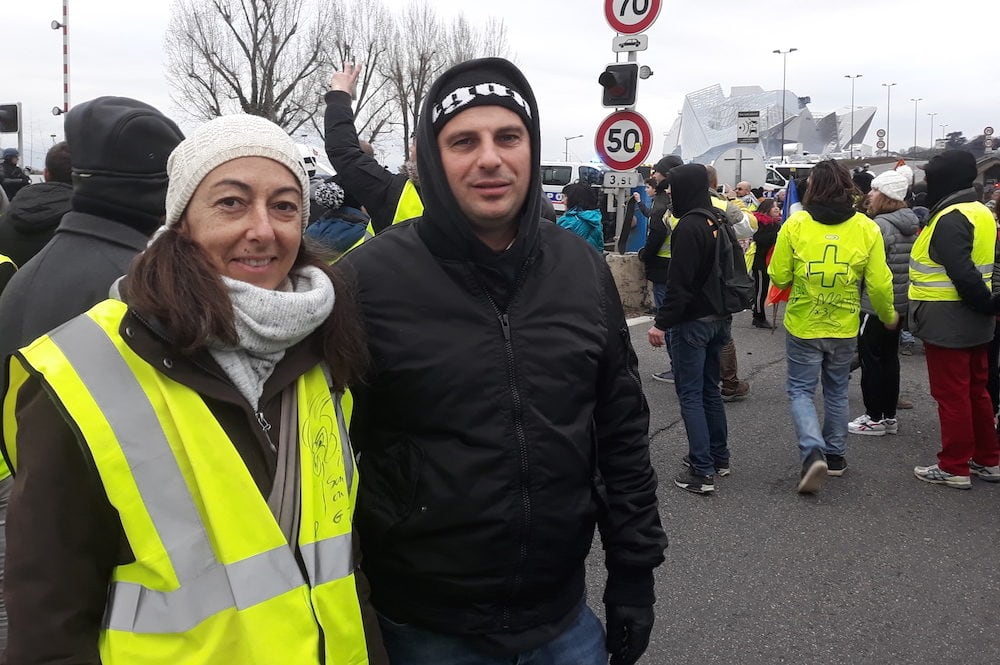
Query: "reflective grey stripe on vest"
47 315 352 634
910 258 992 276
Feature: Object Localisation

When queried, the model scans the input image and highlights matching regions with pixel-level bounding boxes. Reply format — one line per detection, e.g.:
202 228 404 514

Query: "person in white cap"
849 170 920 436
3 113 386 664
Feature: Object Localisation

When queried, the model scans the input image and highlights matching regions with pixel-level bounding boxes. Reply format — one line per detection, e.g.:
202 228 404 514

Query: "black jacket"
324 91 414 234
0 181 72 268
342 58 665 645
0 161 30 201
654 164 725 328
638 186 671 283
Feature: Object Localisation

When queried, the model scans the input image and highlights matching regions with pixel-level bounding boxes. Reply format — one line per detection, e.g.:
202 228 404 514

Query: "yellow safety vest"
909 201 995 302
0 253 16 480
2 300 368 665
657 215 678 258
346 180 424 258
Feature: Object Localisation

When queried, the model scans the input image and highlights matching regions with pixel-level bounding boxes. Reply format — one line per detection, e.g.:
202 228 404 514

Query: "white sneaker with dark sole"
914 464 972 489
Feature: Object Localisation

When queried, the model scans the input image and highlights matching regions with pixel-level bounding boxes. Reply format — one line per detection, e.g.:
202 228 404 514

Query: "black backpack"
689 207 754 315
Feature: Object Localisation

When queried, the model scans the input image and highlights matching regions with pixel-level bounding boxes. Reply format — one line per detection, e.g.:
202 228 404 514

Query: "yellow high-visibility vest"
345 180 424 259
909 201 995 302
3 300 368 665
0 253 17 481
657 215 678 258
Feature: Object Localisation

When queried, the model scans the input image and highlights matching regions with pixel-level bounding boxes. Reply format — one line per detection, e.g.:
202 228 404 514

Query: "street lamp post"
563 134 583 162
844 74 862 158
50 0 70 116
881 82 896 156
927 112 937 149
909 97 922 155
772 48 797 160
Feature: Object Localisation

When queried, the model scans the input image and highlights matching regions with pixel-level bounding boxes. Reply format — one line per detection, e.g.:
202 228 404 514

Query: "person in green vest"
768 160 898 494
2 114 385 664
909 151 1000 489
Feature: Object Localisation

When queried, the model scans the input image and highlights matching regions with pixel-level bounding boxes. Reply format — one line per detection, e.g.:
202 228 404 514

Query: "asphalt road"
584 309 1000 665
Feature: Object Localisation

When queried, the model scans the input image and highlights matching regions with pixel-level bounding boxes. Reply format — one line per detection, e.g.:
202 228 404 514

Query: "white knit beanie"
870 170 909 202
164 114 310 229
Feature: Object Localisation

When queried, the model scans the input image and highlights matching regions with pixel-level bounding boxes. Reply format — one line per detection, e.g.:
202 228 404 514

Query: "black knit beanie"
430 64 532 135
65 96 184 235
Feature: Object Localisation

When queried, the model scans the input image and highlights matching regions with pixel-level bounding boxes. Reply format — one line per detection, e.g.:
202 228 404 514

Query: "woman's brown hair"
802 160 859 207
127 229 369 391
867 191 908 217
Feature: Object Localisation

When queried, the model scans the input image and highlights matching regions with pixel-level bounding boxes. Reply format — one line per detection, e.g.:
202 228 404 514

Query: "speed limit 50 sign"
604 0 662 35
595 110 652 171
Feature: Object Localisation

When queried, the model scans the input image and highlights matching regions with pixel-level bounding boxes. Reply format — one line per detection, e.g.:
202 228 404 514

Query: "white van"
541 161 608 213
297 143 336 178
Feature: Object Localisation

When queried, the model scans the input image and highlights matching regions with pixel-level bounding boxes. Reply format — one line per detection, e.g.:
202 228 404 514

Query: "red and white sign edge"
594 110 652 171
604 0 662 35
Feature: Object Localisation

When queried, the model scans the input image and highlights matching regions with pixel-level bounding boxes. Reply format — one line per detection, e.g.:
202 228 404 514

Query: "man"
0 97 183 364
0 148 30 201
325 63 423 234
0 141 73 268
343 57 666 665
910 151 1000 489
734 180 757 211
648 163 733 495
707 166 753 401
638 154 682 382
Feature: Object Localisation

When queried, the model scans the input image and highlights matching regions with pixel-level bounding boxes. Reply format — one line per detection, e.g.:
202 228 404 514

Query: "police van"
541 161 608 213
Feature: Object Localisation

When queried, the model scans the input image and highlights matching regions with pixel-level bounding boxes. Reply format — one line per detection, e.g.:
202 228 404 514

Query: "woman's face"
183 156 302 290
769 203 782 218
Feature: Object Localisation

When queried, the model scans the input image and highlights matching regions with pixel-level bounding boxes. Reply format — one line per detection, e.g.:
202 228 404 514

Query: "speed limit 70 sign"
604 0 662 35
595 110 652 171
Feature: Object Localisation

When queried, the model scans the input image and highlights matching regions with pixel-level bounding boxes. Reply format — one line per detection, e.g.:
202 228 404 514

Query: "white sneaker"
880 418 898 435
848 414 886 436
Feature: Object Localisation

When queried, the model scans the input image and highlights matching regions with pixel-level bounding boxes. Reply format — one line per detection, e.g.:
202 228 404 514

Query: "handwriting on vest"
304 393 346 538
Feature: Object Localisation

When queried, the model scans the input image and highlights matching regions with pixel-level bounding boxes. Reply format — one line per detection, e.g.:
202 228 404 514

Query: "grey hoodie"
861 207 919 315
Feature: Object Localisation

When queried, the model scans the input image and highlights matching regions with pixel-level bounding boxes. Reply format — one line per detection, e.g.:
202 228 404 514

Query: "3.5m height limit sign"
595 110 652 171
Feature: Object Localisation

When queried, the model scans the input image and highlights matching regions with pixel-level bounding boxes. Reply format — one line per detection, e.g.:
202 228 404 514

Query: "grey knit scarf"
209 266 334 409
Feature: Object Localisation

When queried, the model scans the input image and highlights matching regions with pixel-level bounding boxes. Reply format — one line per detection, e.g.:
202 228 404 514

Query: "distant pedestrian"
648 163 734 495
0 141 73 268
750 198 781 328
639 155 682 382
910 151 1000 489
0 148 30 201
769 160 898 494
556 182 604 252
849 170 918 437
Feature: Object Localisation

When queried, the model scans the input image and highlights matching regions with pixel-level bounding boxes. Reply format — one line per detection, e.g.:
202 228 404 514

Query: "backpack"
689 207 754 314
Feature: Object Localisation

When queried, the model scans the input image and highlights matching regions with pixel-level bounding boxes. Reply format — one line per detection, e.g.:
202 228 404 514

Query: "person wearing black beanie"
0 96 183 374
910 150 1000 489
341 57 665 665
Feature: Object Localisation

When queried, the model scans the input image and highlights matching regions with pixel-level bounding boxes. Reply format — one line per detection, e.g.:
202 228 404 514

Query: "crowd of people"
0 52 996 665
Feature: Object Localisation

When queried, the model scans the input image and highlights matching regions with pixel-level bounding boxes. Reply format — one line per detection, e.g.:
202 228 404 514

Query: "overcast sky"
6 0 996 171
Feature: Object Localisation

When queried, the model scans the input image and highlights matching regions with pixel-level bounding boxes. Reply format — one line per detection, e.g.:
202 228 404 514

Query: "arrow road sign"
595 110 652 171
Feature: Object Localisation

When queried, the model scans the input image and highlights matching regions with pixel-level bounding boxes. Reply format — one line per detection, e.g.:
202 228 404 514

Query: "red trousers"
925 342 1000 475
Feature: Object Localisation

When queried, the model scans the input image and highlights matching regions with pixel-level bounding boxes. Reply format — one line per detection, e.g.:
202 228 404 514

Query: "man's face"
437 106 531 237
735 182 751 197
650 170 666 186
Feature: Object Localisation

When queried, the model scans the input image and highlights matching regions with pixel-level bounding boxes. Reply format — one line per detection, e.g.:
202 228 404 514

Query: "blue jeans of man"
652 282 673 367
668 318 731 476
785 335 855 460
376 603 607 665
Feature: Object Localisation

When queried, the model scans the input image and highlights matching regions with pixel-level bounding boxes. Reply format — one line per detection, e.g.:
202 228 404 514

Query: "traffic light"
599 64 639 108
0 104 18 133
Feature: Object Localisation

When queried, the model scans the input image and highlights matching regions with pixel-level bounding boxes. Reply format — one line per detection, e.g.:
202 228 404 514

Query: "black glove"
605 604 654 665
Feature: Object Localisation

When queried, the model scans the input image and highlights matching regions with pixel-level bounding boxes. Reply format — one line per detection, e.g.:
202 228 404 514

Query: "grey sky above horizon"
7 0 995 173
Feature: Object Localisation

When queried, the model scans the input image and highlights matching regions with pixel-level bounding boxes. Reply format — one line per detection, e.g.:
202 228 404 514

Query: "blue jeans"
652 282 672 367
785 335 855 460
668 319 731 476
377 604 607 665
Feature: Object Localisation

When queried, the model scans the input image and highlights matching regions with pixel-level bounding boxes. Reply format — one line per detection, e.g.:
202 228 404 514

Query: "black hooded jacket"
0 181 73 268
342 58 665 648
654 164 725 328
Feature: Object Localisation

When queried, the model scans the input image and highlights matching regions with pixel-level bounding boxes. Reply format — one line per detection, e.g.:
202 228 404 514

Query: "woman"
555 182 604 253
2 114 384 664
750 198 782 328
849 170 918 436
768 160 898 494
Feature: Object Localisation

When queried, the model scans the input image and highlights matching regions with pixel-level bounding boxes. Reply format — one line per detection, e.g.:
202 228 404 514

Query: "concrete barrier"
606 252 652 317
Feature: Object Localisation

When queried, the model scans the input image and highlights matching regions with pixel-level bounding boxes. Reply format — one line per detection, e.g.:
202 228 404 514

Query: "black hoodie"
655 164 725 328
0 181 72 267
342 58 665 649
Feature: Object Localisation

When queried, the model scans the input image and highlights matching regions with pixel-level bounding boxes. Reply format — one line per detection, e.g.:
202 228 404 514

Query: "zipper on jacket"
256 410 276 453
473 259 533 628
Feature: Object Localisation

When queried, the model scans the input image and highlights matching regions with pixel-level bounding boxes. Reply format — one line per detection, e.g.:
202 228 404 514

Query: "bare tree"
165 0 330 134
